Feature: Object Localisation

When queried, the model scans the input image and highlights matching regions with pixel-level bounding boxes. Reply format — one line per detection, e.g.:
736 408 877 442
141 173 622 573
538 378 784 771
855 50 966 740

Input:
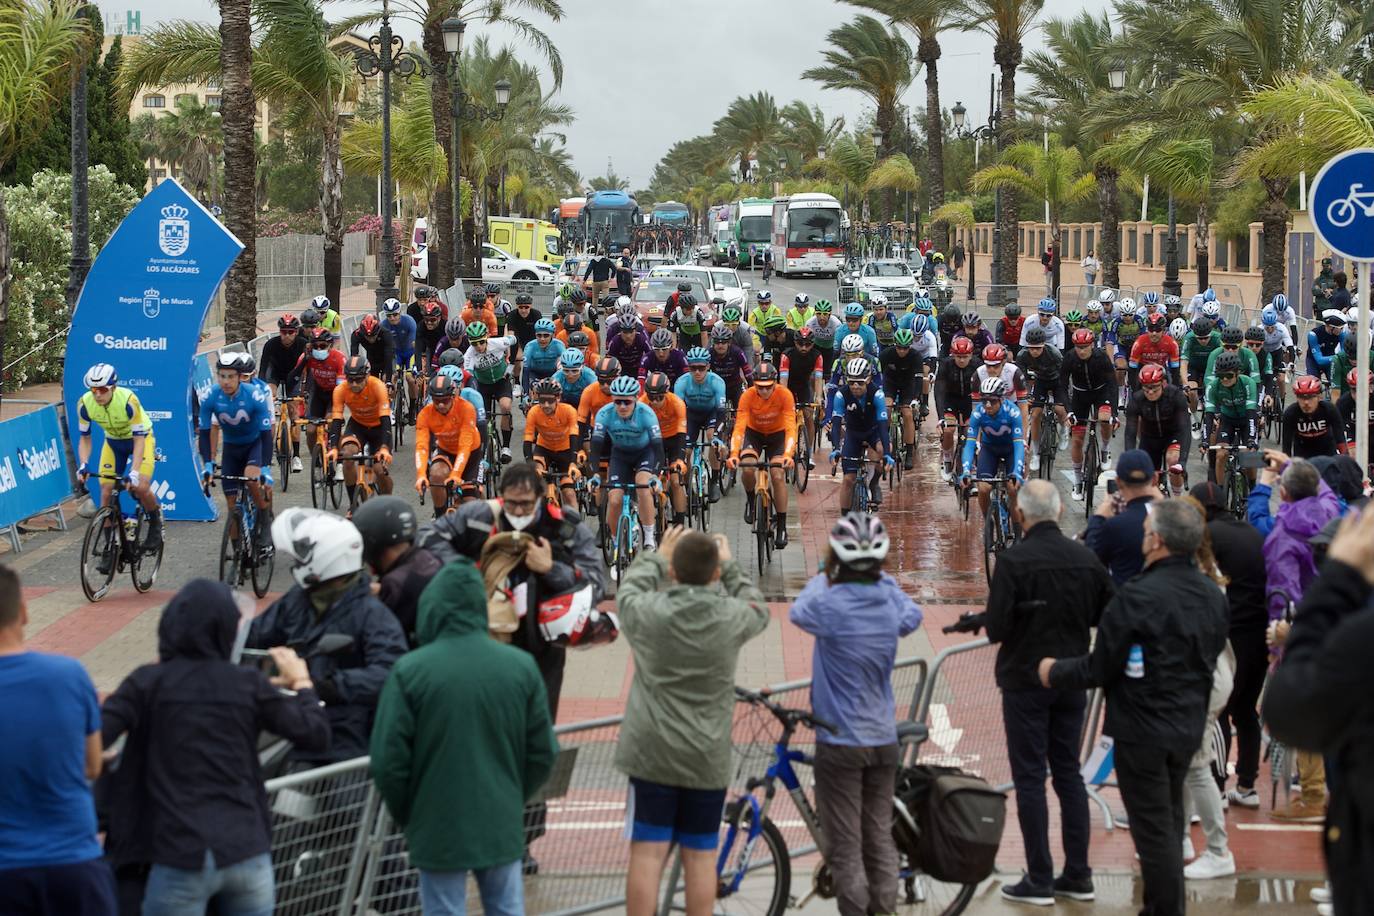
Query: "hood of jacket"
157 577 240 661
1274 485 1341 541
1311 456 1365 503
415 557 487 645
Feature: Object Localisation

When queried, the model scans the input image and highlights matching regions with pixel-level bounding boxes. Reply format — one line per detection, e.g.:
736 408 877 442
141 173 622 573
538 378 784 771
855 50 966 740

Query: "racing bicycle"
603 479 650 583
789 408 812 494
738 459 778 574
686 431 716 531
79 474 163 602
205 473 274 598
979 475 1019 585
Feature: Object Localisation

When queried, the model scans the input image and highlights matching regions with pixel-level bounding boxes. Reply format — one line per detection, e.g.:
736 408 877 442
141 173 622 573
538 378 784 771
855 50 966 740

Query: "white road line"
1233 823 1323 832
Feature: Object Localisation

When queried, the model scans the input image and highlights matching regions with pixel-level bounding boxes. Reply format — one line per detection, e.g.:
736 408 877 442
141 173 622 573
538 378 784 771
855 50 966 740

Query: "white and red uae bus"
769 193 845 278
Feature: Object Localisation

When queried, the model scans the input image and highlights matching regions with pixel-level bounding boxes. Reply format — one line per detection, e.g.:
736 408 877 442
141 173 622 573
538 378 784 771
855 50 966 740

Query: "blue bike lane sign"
1310 148 1374 262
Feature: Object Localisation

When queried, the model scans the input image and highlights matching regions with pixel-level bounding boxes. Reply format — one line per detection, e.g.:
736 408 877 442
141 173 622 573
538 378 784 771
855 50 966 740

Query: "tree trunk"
422 22 453 290
1259 178 1289 303
1095 163 1120 290
994 45 1020 293
876 101 897 222
920 37 947 254
219 0 257 344
463 180 481 281
319 118 344 312
1194 202 1210 293
0 192 10 402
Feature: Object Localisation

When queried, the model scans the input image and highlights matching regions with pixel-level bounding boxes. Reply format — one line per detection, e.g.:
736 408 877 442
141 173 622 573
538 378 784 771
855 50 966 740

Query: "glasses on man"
690 365 709 372
613 398 635 406
1143 382 1164 393
280 329 298 335
1220 372 1237 381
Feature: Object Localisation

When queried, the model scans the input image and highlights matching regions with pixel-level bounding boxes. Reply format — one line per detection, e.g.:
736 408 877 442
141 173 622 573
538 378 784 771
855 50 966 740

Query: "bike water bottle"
124 517 139 541
1125 644 1145 679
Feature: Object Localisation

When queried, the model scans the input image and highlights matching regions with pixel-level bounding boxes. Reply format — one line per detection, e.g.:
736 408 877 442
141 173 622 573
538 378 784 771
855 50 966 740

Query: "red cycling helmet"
359 314 381 336
1293 375 1322 397
421 302 443 320
1138 363 1166 386
1348 367 1372 390
1072 328 1096 347
277 312 301 331
309 327 333 347
950 337 975 356
796 325 814 341
981 343 1007 363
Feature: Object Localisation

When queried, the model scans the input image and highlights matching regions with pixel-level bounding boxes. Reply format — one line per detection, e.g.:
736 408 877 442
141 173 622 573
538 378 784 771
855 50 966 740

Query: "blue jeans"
419 860 523 916
142 850 273 916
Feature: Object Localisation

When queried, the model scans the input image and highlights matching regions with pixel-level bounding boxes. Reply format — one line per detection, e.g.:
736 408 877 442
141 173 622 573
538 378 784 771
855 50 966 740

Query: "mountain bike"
79 474 163 602
979 475 1019 585
205 474 274 598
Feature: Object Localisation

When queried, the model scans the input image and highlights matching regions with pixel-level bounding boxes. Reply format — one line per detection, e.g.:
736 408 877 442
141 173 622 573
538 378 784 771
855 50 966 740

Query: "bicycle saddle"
897 720 929 745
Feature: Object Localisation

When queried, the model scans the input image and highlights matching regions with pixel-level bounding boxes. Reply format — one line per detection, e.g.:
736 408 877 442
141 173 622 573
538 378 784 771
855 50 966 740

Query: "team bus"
770 193 846 278
708 204 732 265
582 190 640 252
651 200 691 226
729 197 774 268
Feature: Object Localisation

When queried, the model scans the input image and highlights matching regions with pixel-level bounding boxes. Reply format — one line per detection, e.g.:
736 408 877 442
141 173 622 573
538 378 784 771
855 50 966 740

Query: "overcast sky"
102 0 1100 188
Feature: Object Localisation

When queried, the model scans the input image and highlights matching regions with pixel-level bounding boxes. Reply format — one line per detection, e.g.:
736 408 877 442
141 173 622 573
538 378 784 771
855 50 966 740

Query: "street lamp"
441 17 511 282
356 0 424 308
871 128 883 149
1108 64 1127 91
817 146 826 161
952 79 1003 304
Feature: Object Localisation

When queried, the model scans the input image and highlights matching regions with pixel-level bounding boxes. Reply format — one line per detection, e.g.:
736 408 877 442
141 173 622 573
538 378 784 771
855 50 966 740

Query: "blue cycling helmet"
608 375 640 398
559 349 585 368
1141 291 1159 306
1261 305 1278 327
910 314 930 336
686 346 711 364
381 297 403 314
1272 293 1288 311
913 297 933 314
1038 298 1056 313
437 364 464 382
1203 288 1217 302
844 302 865 319
534 317 556 334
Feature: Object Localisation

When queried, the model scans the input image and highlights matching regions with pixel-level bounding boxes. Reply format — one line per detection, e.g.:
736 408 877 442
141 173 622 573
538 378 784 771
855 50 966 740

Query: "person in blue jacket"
589 375 665 550
520 318 566 391
1306 311 1347 381
675 348 728 502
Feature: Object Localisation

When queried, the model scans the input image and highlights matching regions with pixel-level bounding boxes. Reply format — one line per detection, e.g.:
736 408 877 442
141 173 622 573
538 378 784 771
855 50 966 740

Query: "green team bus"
730 197 774 268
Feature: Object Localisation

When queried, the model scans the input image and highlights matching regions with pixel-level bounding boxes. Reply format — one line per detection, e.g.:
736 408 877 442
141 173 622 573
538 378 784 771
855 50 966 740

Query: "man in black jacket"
974 480 1114 905
1264 508 1374 916
583 249 617 304
1041 499 1228 916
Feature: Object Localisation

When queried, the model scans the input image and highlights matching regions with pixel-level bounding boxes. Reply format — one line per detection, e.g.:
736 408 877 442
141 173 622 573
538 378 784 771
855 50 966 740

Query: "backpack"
893 764 1006 885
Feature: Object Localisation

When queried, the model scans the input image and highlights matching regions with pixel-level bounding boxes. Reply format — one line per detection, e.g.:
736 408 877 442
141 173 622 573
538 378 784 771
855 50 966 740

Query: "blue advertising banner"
62 179 243 521
0 407 72 532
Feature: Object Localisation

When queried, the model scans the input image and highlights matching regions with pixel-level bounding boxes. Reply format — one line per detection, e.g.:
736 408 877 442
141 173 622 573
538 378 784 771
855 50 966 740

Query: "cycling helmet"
950 336 975 355
686 347 711 364
844 303 865 319
468 287 485 304
559 349 585 369
532 377 562 399
1202 303 1221 319
1244 326 1265 343
931 251 945 262
961 311 982 326
1024 327 1047 346
1169 317 1189 339
309 327 334 348
445 316 466 340
794 294 810 306
650 329 674 349
815 299 833 314
415 285 438 300
763 314 786 331
1192 318 1214 336
301 308 321 328
1163 294 1182 308
711 323 734 341
216 351 247 372
1294 375 1322 396
432 369 462 390
562 312 583 331
569 287 587 304
310 295 331 312
595 356 622 380
359 314 381 336
722 306 743 323
272 507 362 589
1347 368 1372 390
608 375 640 398
828 512 890 570
568 331 590 348
381 298 403 315
1323 309 1347 327
982 343 1007 363
840 333 866 354
1117 301 1137 318
1202 288 1217 303
278 313 301 331
1071 328 1095 347
351 496 418 565
844 358 871 379
538 589 620 648
1004 303 1022 318
893 328 915 347
1214 352 1242 375
534 318 556 334
1141 291 1159 306
465 321 489 342
1272 293 1288 311
678 293 697 309
484 282 502 295
344 355 370 380
1098 288 1117 304
980 376 1007 398
437 348 463 368
909 314 930 336
515 292 533 306
754 363 779 384
913 297 933 314
84 363 118 387
237 353 257 375
756 290 772 303
869 293 888 308
676 282 692 294
1064 309 1085 324
1138 363 1166 386
1147 314 1168 332
616 295 634 312
644 372 671 395
421 302 443 320
1085 301 1103 315
1220 326 1244 346
1037 298 1056 313
796 326 815 341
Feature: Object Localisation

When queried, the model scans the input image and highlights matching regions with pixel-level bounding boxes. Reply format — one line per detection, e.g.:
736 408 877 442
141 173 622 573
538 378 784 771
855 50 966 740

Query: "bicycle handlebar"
734 687 839 735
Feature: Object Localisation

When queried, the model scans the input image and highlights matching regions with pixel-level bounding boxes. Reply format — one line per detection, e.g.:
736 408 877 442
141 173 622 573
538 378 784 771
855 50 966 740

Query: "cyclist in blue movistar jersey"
555 349 596 410
520 318 566 392
960 376 1025 520
676 347 729 501
589 375 666 550
828 358 894 513
199 352 275 550
826 333 884 408
381 297 420 421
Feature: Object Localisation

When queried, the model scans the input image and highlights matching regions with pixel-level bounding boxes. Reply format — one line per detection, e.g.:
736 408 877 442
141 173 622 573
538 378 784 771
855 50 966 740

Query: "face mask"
505 510 535 531
312 348 330 360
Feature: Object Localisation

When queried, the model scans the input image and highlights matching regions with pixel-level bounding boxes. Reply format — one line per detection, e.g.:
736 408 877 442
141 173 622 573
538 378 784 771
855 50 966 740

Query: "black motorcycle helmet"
350 495 418 567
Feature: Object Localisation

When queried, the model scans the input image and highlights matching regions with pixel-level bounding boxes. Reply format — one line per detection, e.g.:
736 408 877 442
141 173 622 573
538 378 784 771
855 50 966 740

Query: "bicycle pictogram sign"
1311 148 1374 262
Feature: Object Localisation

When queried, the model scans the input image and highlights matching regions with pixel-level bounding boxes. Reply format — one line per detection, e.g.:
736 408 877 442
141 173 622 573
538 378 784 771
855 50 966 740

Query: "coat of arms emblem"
158 204 190 256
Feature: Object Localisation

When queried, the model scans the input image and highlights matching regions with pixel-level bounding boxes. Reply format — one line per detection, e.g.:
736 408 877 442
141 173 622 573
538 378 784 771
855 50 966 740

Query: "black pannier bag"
892 763 1006 884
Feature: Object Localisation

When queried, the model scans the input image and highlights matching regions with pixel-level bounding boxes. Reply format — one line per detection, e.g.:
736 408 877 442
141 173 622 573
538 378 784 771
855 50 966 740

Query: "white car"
851 258 919 309
480 243 559 283
648 264 750 309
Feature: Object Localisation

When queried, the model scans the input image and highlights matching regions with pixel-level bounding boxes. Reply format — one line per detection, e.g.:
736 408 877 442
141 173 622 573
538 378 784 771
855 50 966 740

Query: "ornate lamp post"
65 2 93 312
952 89 1002 304
355 0 424 308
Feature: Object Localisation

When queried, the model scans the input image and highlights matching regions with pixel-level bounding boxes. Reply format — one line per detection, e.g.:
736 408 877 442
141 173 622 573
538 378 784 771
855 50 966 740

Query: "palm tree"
780 101 846 161
129 113 165 188
931 200 977 293
712 92 783 182
588 170 629 192
822 135 878 217
972 140 1094 294
1237 73 1374 180
802 15 914 218
155 97 224 202
956 0 1045 293
219 0 256 344
342 80 448 214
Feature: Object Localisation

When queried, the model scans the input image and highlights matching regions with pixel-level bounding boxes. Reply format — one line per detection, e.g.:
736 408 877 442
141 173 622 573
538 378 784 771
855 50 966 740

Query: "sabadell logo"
94 333 168 351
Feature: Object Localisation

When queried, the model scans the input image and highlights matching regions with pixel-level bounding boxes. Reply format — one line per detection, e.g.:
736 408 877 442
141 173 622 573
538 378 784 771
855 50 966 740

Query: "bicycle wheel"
325 455 343 509
131 507 162 593
392 384 407 450
853 475 869 514
982 499 1000 585
219 513 243 588
795 441 811 493
310 451 326 508
755 491 770 575
1039 423 1057 480
614 522 634 583
711 805 791 916
276 424 292 493
698 466 712 530
1082 435 1098 519
251 517 275 598
1226 465 1249 516
79 507 120 602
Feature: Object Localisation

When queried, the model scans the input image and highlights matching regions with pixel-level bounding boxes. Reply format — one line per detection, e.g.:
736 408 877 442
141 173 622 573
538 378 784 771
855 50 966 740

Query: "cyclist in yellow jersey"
76 363 163 565
310 294 343 343
747 290 784 337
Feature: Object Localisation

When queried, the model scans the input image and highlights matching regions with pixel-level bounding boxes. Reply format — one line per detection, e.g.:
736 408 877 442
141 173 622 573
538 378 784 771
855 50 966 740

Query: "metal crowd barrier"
443 277 562 313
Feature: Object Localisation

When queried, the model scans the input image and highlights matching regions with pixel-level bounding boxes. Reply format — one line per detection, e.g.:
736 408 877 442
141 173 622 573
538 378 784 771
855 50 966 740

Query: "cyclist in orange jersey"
641 371 689 527
728 362 796 549
414 374 481 516
330 356 393 511
524 377 583 506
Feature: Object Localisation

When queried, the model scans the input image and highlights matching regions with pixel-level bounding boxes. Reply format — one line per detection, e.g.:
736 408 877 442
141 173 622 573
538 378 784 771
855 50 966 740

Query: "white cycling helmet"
272 508 364 589
1097 288 1117 303
84 363 118 388
980 376 1007 398
1169 317 1190 340
311 295 331 311
794 293 810 306
1117 297 1137 315
1085 301 1103 315
828 512 890 571
616 295 634 313
1202 302 1221 320
843 357 872 379
840 333 866 354
539 595 620 648
869 292 888 307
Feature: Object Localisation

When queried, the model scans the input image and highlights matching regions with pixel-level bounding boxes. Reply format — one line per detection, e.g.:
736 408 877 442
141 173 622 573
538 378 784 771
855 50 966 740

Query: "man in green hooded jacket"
370 559 557 916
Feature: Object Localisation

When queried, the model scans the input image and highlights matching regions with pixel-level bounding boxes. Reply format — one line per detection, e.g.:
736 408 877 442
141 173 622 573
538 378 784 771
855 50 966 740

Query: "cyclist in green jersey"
1203 351 1259 485
747 290 784 338
1202 327 1260 395
310 294 343 342
786 294 814 333
865 295 900 347
1181 319 1221 412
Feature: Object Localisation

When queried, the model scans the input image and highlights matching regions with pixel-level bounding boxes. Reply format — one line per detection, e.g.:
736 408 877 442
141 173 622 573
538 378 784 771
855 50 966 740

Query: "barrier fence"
443 277 563 313
0 399 79 553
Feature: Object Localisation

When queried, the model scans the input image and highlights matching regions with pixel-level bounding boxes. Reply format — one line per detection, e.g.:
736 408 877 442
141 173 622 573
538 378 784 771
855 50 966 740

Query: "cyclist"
603 298 640 338
708 322 754 411
1331 333 1369 400
1337 368 1373 463
842 302 879 359
804 299 844 375
826 333 881 405
664 282 694 320
1021 298 1066 350
1282 374 1346 460
902 314 941 415
828 358 894 511
520 317 566 394
866 294 900 348
1061 328 1119 499
747 290 784 338
880 328 928 470
482 282 504 320
1112 299 1144 401
199 352 274 550
588 375 665 550
350 314 396 382
412 301 446 371
1181 317 1222 414
1016 327 1067 473
1244 326 1280 415
759 314 794 365
226 352 279 502
462 322 518 462
728 362 796 548
506 293 544 389
1082 300 1110 345
556 348 596 410
779 327 825 468
898 296 934 331
667 292 708 350
460 287 497 337
954 311 993 355
1063 309 1086 340
720 306 761 367
607 312 652 378
380 298 419 417
578 356 621 444
1124 362 1190 495
407 284 447 325
288 326 348 447
76 364 164 564
310 294 342 342
1100 288 1122 323
994 302 1026 349
640 371 689 528
1129 314 1182 389
675 347 728 503
936 336 982 482
786 293 814 332
329 355 394 511
259 313 309 472
959 376 1025 519
557 312 599 362
639 328 688 386
1203 326 1261 397
523 376 582 508
1204 351 1260 485
415 374 481 516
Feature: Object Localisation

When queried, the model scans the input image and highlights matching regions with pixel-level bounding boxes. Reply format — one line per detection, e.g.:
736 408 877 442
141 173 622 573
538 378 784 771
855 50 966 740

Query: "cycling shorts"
1070 390 1114 426
1137 435 1182 474
786 379 816 407
1187 357 1210 389
1214 414 1256 448
395 349 415 370
883 375 920 405
1028 375 1061 407
626 777 725 852
343 418 389 457
685 409 719 444
428 446 477 488
974 439 1016 479
98 436 156 482
741 428 788 462
942 396 973 424
839 428 883 474
663 433 686 466
533 445 576 475
477 377 514 405
307 386 334 422
608 446 658 487
221 438 266 495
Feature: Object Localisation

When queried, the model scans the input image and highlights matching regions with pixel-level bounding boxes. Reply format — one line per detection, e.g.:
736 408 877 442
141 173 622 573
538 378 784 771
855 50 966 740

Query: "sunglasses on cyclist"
517 303 532 309
431 394 454 403
1223 344 1239 351
538 397 558 407
280 329 298 335
1220 372 1237 381
613 398 635 406
690 365 709 371
798 338 813 346
91 385 112 394
1143 382 1164 392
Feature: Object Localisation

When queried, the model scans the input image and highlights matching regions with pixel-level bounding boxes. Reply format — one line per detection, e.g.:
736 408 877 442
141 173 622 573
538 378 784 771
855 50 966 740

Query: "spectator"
351 495 442 647
615 526 768 916
0 564 115 915
101 579 330 916
583 249 617 304
616 247 635 297
973 481 1113 905
371 559 557 916
1082 250 1100 288
1312 257 1336 306
1188 482 1269 811
951 241 965 280
1085 449 1157 584
1041 500 1229 916
1331 271 1352 311
1041 246 1055 293
247 508 408 765
789 514 924 916
1263 508 1374 915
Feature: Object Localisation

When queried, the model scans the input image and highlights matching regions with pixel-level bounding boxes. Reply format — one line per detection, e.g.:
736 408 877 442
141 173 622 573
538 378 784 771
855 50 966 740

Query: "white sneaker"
1184 850 1235 880
1029 452 1041 472
1317 904 1334 916
1311 884 1332 904
1190 813 1201 824
291 456 303 472
1183 837 1195 861
1072 482 1085 501
1227 788 1260 809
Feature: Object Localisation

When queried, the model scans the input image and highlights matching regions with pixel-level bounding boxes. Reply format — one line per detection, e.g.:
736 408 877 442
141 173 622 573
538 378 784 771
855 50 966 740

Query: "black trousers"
1221 625 1268 790
1114 740 1191 916
1002 687 1092 888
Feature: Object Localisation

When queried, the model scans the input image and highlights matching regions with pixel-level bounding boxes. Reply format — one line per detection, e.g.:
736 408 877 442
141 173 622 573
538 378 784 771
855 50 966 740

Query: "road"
11 265 1322 912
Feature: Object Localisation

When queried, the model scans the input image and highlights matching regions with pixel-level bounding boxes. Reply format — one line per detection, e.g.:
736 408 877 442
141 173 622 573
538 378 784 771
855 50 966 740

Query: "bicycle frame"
719 741 824 897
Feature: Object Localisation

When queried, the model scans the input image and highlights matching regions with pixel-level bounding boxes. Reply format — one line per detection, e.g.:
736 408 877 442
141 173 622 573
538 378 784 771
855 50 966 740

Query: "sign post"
1309 148 1374 477
61 179 243 521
